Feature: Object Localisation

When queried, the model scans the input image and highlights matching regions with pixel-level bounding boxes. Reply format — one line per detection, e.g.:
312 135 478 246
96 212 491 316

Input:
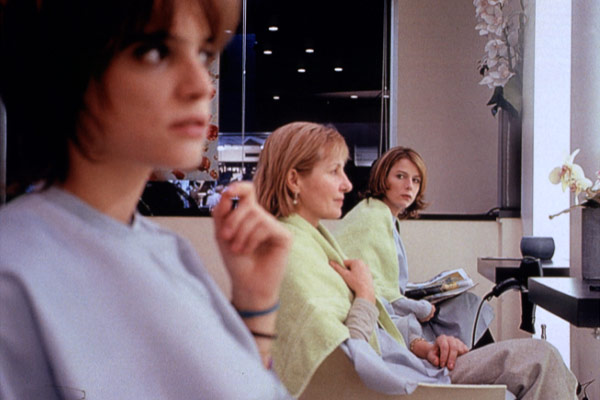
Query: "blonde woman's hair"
254 121 348 218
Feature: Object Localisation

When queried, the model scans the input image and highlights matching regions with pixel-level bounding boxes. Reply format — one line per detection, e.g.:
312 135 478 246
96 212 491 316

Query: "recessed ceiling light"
305 48 315 53
263 50 273 55
273 95 280 100
350 95 358 99
297 68 306 73
268 26 279 32
334 67 343 72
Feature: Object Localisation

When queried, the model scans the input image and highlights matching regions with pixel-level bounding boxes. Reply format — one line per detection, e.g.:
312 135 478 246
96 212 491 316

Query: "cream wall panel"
157 217 525 341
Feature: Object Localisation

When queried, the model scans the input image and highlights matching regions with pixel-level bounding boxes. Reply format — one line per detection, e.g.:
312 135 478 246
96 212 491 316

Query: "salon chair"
299 347 507 400
151 218 509 400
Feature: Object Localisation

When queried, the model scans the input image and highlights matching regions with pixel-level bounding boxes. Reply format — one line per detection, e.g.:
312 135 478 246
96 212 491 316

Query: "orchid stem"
548 204 585 220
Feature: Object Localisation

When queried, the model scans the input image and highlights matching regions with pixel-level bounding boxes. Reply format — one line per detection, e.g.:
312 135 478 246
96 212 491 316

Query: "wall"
520 0 572 365
396 218 526 341
153 216 525 341
394 0 498 214
570 2 600 398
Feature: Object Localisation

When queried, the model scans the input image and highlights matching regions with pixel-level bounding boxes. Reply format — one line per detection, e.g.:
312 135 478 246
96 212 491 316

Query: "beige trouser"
449 338 577 400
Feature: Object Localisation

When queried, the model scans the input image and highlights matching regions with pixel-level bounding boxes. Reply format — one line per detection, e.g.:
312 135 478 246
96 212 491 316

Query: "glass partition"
140 0 391 215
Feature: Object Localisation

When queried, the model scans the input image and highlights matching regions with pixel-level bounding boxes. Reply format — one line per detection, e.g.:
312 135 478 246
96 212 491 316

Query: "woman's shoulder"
0 192 67 273
0 191 55 234
338 198 393 235
0 189 179 272
280 216 324 253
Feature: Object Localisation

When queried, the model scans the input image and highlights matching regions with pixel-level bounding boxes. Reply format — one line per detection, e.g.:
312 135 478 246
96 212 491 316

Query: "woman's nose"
341 173 353 193
177 57 212 101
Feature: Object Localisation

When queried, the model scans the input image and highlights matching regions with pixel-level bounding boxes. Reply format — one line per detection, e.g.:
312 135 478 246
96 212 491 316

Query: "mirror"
139 0 392 216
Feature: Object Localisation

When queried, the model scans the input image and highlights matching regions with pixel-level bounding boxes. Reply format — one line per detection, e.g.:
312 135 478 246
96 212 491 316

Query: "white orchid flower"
591 175 600 192
548 149 596 204
474 0 505 12
548 167 562 185
480 5 504 27
480 61 513 87
485 39 509 59
565 148 580 164
548 149 584 190
548 151 575 187
476 22 492 35
569 164 593 200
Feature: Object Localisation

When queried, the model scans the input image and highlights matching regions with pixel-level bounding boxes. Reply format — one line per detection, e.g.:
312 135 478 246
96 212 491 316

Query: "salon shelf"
528 277 600 328
477 257 570 284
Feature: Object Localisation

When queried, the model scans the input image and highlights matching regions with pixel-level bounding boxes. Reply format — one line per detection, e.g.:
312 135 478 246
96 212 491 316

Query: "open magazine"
404 268 475 304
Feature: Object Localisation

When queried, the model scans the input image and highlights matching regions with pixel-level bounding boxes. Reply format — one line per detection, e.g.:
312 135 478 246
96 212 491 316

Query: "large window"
140 0 391 216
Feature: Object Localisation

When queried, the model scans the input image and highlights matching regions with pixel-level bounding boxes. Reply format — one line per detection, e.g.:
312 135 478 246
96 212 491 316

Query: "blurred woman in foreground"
0 1 291 398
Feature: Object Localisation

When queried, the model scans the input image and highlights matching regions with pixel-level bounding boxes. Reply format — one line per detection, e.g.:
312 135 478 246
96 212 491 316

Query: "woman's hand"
212 181 292 311
419 303 436 322
410 335 469 370
330 259 376 304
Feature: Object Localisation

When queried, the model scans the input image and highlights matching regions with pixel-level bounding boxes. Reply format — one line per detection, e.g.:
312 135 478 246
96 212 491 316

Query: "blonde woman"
254 121 577 400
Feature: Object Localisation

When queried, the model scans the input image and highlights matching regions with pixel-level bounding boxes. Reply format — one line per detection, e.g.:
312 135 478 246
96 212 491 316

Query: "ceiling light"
305 48 315 53
273 96 280 100
297 68 306 73
350 95 358 99
334 67 343 72
268 26 279 32
263 50 273 55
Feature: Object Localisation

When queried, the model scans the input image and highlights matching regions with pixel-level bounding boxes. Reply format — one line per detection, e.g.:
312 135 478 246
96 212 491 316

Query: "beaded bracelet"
410 337 427 352
236 301 280 318
250 330 278 340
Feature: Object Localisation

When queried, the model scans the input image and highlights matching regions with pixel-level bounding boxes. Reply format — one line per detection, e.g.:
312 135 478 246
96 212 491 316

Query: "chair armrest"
299 347 506 400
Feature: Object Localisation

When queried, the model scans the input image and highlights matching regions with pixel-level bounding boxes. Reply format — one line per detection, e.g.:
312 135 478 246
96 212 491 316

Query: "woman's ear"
286 168 300 193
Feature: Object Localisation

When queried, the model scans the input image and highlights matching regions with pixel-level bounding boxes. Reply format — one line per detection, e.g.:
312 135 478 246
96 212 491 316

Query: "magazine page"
404 268 475 303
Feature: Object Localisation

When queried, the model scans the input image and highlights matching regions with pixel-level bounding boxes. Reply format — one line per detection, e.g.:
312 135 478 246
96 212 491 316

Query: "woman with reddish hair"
335 146 494 348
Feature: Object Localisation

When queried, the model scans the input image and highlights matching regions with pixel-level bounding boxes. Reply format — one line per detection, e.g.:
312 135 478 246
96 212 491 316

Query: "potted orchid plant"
474 0 525 117
548 149 600 219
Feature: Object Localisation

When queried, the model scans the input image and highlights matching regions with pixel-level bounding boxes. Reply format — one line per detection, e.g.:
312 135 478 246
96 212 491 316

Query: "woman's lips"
170 117 208 138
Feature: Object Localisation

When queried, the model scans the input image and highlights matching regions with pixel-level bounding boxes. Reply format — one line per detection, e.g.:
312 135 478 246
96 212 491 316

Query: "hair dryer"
485 257 543 334
516 257 542 333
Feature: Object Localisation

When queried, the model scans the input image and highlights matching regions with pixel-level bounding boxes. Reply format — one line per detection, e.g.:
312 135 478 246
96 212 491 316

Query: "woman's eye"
134 43 169 64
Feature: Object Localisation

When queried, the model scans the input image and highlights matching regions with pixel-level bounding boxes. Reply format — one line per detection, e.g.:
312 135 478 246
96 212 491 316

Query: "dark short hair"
0 0 238 196
364 146 428 219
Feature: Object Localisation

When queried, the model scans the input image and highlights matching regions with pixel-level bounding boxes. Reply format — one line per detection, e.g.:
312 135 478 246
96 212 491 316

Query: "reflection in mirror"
139 0 392 216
